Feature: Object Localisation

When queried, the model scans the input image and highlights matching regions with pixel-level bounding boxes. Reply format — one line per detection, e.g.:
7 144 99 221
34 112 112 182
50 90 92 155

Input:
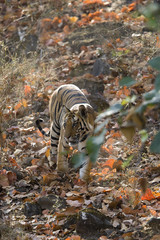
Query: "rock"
37 195 66 211
63 214 77 229
92 58 110 77
24 34 38 57
74 76 104 95
148 218 160 232
37 197 54 210
76 208 112 237
24 202 42 217
87 93 109 112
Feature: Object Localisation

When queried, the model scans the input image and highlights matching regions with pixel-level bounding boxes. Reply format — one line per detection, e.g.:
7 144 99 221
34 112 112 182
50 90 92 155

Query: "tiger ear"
79 105 87 118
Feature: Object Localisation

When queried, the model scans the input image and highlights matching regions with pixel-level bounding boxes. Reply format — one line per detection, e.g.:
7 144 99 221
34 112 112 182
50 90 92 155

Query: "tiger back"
36 84 96 181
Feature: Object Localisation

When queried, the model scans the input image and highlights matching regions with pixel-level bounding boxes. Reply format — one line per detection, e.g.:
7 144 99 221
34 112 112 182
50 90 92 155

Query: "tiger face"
63 105 94 146
64 113 81 146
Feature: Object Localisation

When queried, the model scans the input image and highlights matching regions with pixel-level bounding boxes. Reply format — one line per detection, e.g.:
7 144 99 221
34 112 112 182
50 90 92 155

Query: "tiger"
36 84 96 181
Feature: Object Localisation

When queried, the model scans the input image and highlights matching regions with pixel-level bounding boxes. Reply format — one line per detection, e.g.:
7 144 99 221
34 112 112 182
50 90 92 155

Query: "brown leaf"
139 177 148 195
7 171 17 185
0 174 9 187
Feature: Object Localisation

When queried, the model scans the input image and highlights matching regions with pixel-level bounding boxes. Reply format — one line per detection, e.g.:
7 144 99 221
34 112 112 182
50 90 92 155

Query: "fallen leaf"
0 174 9 187
141 188 155 201
22 98 27 108
24 85 32 96
14 102 22 111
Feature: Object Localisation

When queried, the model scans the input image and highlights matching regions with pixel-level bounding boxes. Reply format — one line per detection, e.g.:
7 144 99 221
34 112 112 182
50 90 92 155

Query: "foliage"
92 54 160 157
140 3 160 31
73 26 160 168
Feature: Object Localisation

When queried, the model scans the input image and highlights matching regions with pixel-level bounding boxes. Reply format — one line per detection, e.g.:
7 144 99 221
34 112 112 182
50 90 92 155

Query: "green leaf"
72 152 85 169
148 56 160 71
150 131 160 153
143 89 156 100
137 92 160 113
119 77 136 87
86 129 106 163
139 129 148 143
122 155 133 169
155 74 160 91
96 103 122 122
121 95 136 106
141 3 160 18
94 119 109 134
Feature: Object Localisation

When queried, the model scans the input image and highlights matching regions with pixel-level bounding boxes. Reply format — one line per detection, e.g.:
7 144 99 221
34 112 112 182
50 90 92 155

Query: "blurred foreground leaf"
86 129 106 163
148 56 160 71
150 131 160 153
119 77 136 87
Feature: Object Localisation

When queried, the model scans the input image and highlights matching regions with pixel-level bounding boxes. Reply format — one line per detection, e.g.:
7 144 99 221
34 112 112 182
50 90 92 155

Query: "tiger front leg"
78 141 92 182
57 130 70 172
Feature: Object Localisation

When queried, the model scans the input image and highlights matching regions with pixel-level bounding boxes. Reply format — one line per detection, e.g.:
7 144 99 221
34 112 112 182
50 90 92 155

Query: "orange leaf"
116 89 123 97
106 137 115 145
116 38 121 43
3 148 9 152
22 98 27 108
105 12 120 20
102 145 113 154
117 47 127 51
83 0 104 5
9 157 20 168
111 131 121 138
69 16 78 23
24 85 32 96
102 159 115 168
101 168 109 174
128 2 137 12
153 191 160 200
141 188 155 201
121 6 128 13
63 25 70 34
45 148 50 158
52 16 61 25
123 86 130 96
149 209 157 217
156 36 160 48
44 223 50 228
37 129 44 137
31 158 40 165
14 102 22 111
2 133 6 140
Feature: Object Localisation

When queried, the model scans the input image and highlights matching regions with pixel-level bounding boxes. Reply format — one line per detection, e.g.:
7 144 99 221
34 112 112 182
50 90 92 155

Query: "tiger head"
63 104 95 146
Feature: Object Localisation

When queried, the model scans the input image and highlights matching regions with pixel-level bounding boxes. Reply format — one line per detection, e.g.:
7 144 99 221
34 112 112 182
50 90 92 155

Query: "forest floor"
1 0 160 239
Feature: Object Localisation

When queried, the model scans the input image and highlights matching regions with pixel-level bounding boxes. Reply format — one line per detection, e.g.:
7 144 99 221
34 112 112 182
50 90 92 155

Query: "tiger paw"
57 163 68 172
48 154 57 169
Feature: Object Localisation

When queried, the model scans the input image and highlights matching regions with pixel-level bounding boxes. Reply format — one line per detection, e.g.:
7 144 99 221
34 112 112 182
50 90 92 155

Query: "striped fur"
36 84 96 181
